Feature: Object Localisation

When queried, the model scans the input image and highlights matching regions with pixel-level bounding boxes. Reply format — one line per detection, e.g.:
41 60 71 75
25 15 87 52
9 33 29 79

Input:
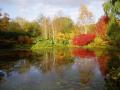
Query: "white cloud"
0 0 107 7
0 0 107 22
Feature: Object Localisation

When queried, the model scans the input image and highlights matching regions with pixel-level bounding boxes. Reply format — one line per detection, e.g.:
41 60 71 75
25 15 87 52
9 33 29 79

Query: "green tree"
0 11 9 31
52 16 74 44
103 0 120 47
107 17 120 46
27 22 42 37
39 16 50 40
103 0 120 19
8 21 22 32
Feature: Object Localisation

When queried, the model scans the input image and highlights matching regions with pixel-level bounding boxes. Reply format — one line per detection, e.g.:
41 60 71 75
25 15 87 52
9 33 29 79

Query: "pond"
0 48 119 90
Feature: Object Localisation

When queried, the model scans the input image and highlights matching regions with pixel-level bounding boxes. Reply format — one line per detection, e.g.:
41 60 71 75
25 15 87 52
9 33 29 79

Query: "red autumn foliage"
72 48 96 58
97 56 109 76
95 16 109 37
72 48 109 76
72 34 96 46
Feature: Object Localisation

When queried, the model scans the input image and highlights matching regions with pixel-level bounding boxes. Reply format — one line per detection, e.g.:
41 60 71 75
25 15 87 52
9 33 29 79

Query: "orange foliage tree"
95 16 109 38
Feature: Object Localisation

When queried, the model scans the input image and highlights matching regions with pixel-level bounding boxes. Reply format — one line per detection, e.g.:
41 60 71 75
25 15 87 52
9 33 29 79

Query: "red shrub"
72 34 96 46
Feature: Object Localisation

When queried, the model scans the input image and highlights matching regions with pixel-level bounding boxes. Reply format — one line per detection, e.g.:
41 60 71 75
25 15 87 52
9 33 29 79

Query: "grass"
31 40 78 50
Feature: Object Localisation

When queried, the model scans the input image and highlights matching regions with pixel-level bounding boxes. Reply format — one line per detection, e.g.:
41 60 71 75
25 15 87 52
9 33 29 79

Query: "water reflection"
104 52 120 90
0 48 110 90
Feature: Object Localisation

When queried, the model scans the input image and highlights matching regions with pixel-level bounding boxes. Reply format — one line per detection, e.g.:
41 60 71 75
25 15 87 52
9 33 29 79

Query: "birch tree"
78 5 94 34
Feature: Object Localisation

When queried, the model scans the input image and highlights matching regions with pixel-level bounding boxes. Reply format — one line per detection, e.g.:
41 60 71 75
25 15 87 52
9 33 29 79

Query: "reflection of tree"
15 59 31 74
0 48 114 89
72 48 110 77
0 50 34 80
73 57 97 86
55 50 73 65
97 55 109 76
0 59 31 75
54 48 74 77
54 48 74 74
0 49 74 76
104 53 120 90
32 49 54 73
80 70 93 85
0 60 17 74
0 50 33 60
39 51 53 73
16 50 33 58
32 48 74 74
73 48 95 58
72 48 110 86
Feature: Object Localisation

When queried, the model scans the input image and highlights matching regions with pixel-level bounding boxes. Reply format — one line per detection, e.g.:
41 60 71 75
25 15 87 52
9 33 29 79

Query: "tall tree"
52 16 74 44
95 16 109 39
0 11 9 31
103 0 120 47
78 5 94 34
40 17 50 39
103 0 120 19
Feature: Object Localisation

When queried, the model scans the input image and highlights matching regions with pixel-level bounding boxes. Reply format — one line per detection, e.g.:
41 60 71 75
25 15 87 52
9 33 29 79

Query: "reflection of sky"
72 57 104 88
0 0 106 22
72 57 97 71
0 50 105 90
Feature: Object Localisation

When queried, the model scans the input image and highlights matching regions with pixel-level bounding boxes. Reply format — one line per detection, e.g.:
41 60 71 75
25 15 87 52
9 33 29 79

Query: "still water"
0 48 116 90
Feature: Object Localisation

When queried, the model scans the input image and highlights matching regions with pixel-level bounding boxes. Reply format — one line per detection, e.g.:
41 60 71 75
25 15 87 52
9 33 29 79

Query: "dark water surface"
0 48 118 90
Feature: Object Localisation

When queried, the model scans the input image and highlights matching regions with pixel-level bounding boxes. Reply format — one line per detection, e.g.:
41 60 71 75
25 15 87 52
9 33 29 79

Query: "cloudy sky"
0 0 107 22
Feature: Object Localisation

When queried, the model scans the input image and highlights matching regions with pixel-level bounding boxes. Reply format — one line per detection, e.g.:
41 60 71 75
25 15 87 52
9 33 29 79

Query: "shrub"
72 34 96 46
